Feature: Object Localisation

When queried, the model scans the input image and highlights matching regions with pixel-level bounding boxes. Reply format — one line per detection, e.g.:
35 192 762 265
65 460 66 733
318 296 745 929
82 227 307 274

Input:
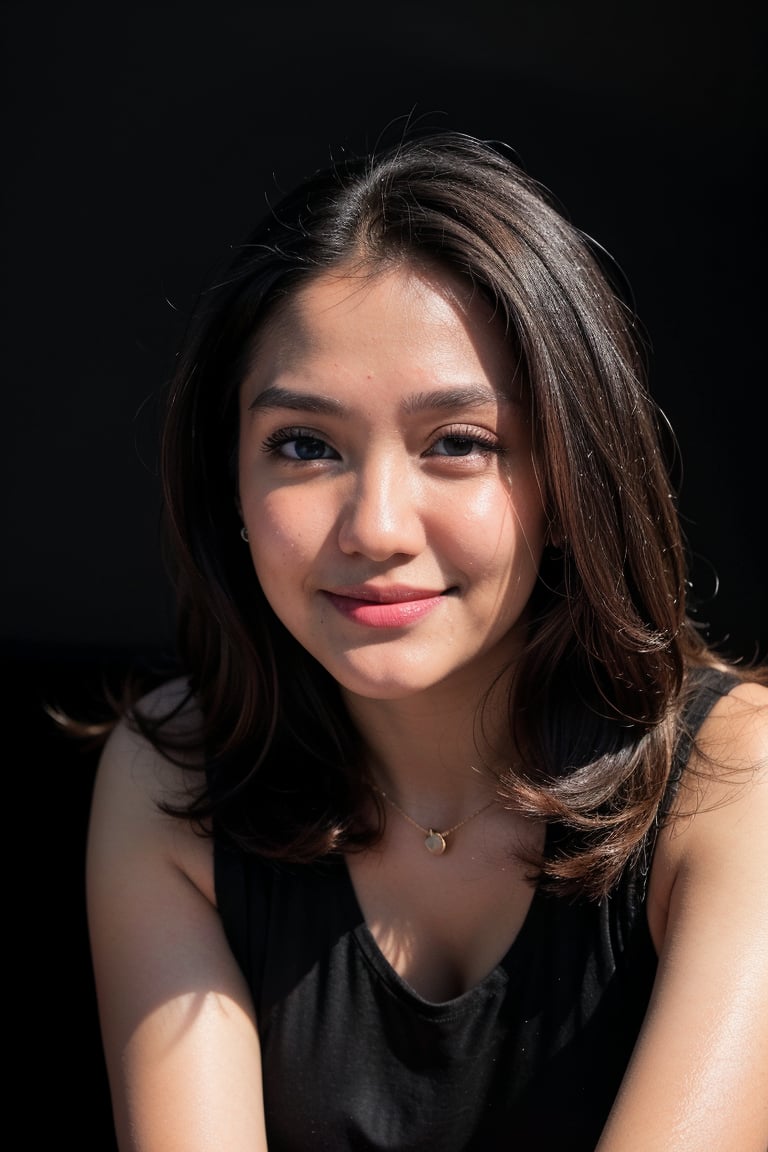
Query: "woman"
84 130 768 1150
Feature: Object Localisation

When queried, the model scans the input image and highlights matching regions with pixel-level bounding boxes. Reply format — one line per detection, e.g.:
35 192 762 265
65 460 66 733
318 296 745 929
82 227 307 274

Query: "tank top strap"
659 667 741 823
637 666 740 896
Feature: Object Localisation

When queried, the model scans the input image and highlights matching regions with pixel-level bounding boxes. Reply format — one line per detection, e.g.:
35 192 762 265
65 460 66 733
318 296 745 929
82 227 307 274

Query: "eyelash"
260 424 504 461
426 425 503 458
261 427 338 460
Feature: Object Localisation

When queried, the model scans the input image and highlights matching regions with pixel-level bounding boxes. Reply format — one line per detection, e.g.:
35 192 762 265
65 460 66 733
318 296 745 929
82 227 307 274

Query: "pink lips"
323 587 447 629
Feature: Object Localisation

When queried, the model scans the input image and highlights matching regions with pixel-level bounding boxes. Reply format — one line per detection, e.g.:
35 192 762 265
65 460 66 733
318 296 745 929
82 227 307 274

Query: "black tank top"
214 669 737 1152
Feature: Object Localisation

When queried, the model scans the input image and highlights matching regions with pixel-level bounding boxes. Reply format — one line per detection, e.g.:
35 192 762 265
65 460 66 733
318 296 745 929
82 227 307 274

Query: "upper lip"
323 585 447 604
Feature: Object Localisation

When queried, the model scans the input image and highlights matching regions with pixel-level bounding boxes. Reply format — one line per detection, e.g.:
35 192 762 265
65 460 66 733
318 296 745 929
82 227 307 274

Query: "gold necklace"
377 789 496 856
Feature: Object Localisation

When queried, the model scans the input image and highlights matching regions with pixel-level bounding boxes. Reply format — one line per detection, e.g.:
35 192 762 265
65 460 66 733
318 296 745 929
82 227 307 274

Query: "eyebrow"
401 386 513 414
247 383 513 415
248 385 344 415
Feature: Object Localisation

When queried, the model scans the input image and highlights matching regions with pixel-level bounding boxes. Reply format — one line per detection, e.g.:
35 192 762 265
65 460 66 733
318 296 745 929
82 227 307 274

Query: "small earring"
240 525 249 543
547 523 566 551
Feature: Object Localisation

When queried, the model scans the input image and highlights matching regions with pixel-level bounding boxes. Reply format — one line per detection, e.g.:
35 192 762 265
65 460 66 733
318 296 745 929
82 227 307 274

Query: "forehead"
243 261 520 396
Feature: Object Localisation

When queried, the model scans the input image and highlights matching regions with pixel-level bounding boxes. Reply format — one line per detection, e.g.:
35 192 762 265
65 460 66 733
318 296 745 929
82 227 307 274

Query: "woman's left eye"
427 431 501 458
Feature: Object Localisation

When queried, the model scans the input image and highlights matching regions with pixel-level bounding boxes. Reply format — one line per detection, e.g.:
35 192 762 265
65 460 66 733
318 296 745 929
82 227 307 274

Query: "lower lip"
323 592 446 628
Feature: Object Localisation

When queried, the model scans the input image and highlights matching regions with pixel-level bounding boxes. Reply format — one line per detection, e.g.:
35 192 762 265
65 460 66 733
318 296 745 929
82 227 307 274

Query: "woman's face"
238 262 547 706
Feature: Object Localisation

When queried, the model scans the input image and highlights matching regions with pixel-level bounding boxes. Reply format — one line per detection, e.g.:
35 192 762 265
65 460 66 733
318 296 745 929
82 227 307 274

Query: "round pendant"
424 831 447 855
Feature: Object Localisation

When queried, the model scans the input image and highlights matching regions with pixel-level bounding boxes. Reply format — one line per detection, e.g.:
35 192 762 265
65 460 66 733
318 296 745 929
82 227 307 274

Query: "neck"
342 679 516 821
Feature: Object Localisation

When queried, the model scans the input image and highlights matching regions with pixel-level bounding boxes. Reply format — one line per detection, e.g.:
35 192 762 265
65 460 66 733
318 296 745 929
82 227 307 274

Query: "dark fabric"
214 668 738 1152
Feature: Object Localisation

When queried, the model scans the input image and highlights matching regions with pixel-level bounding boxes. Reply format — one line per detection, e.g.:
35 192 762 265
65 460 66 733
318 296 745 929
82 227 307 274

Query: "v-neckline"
338 829 551 1008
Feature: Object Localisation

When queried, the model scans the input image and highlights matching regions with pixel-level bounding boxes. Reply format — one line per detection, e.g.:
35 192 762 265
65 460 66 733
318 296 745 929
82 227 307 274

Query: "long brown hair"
94 129 764 897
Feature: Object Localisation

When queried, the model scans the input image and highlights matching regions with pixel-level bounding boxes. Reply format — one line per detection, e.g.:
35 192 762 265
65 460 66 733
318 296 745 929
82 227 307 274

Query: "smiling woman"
68 130 768 1152
237 263 545 702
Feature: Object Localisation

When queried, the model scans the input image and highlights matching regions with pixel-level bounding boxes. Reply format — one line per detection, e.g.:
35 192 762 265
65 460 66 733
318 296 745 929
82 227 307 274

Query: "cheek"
447 479 546 573
244 491 325 579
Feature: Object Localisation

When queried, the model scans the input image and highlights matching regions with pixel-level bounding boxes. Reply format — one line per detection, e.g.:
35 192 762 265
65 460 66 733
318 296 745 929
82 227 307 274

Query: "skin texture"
87 263 768 1151
88 695 269 1152
601 680 768 1151
238 263 547 709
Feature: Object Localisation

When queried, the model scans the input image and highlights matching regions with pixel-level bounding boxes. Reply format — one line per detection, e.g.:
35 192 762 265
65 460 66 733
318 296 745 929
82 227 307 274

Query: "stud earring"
547 521 566 551
240 526 249 543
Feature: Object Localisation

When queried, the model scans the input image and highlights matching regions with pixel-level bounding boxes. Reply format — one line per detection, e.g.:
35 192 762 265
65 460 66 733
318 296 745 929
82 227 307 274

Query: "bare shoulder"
676 677 768 826
98 675 202 792
87 679 267 1148
608 680 768 1149
693 676 768 773
89 675 215 904
662 676 768 844
649 676 768 945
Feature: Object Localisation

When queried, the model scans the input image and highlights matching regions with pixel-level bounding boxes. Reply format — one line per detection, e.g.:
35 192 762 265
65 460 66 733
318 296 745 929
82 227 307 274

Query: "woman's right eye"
261 429 339 461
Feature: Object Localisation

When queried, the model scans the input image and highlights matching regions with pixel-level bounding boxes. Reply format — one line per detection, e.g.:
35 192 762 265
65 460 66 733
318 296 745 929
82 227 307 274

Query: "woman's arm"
86 696 268 1151
597 681 768 1152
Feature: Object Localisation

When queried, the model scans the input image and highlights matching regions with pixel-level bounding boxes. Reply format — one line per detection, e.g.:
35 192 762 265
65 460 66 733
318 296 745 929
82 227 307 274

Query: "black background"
3 1 765 1144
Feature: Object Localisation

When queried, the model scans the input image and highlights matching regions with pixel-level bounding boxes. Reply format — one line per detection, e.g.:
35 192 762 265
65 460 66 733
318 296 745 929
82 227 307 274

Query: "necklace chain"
377 789 496 856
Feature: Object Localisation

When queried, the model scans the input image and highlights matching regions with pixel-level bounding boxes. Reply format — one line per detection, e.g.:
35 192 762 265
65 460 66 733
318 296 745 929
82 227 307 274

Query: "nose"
337 455 426 561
